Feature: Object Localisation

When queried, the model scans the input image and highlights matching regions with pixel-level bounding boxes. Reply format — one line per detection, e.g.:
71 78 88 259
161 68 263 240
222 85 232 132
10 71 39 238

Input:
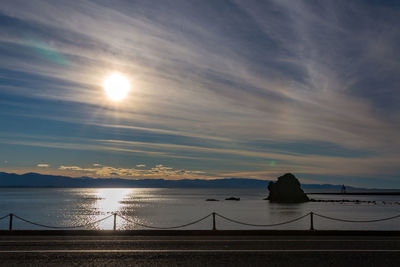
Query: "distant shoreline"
2 172 400 191
1 187 400 195
307 192 400 196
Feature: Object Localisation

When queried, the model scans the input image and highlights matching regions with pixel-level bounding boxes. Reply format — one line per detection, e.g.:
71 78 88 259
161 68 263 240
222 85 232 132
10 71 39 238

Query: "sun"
103 72 130 101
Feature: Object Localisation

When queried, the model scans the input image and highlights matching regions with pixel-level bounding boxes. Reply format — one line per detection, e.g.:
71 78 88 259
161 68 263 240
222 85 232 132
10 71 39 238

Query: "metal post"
212 212 216 230
9 213 13 231
309 212 314 230
113 213 117 231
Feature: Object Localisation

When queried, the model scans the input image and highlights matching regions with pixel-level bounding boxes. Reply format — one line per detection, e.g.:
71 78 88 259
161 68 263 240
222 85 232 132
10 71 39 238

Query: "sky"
0 0 399 188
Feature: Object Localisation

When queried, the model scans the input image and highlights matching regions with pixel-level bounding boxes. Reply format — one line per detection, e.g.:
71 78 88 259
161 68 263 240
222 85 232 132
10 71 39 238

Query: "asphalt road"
0 235 400 266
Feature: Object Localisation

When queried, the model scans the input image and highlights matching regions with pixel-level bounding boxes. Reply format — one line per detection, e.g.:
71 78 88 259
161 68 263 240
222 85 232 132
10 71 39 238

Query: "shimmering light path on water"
1 188 400 230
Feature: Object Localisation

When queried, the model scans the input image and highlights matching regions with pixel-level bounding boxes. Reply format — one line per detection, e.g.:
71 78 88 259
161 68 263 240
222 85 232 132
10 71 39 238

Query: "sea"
0 188 399 231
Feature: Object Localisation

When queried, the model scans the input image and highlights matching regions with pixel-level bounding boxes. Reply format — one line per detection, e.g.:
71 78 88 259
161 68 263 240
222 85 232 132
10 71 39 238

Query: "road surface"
0 234 400 266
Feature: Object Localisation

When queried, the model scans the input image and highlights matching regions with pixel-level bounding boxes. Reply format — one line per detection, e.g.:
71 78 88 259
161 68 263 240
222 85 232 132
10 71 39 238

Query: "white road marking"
0 239 399 243
0 249 399 253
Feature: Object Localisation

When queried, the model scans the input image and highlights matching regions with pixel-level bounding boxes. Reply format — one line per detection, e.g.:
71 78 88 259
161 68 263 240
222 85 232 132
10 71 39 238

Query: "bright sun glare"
103 72 130 101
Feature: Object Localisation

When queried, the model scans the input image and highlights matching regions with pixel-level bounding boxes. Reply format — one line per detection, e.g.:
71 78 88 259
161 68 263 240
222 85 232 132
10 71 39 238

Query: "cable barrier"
118 213 212 229
313 212 400 223
1 211 400 231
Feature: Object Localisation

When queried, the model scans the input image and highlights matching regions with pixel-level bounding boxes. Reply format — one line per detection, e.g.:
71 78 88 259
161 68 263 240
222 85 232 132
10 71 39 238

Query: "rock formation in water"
266 173 309 203
225 197 240 201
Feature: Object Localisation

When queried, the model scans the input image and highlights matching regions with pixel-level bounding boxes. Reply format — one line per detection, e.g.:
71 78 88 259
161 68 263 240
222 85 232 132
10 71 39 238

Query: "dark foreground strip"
1 249 400 253
2 230 400 236
1 239 400 243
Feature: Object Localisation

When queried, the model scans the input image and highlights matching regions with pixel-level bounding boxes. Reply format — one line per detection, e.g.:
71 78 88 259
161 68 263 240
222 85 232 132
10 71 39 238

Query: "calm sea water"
0 188 400 230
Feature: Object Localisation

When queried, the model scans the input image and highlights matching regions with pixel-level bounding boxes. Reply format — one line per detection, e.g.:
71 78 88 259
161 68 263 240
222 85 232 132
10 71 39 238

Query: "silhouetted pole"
212 212 216 230
113 213 117 231
9 213 13 231
309 212 314 230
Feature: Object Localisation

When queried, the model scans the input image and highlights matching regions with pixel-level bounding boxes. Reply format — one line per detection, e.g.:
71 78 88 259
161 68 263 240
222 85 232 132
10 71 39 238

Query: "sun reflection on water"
94 188 132 229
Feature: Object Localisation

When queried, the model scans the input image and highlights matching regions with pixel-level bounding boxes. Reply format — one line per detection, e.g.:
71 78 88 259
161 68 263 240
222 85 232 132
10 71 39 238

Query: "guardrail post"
113 213 117 231
309 212 314 230
9 213 13 231
212 212 216 230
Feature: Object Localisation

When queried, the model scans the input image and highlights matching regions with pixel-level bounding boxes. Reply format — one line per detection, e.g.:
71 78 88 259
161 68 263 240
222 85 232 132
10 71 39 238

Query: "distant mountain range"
0 172 361 191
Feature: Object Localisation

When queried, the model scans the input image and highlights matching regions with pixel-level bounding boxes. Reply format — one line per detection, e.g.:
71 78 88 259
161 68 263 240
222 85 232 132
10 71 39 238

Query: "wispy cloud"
1 0 397 149
0 138 202 160
37 163 49 168
0 1 399 187
99 139 400 178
